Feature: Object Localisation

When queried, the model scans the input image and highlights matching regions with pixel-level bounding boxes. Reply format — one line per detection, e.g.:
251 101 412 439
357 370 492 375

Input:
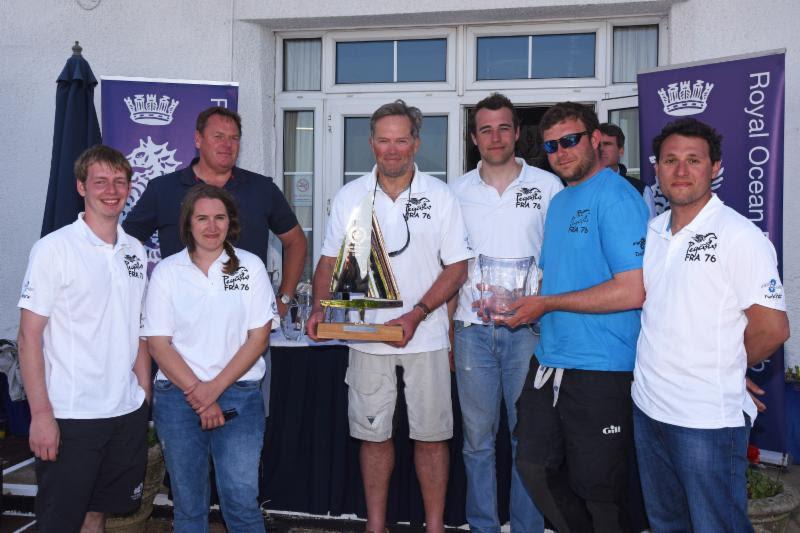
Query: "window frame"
322 27 457 93
466 21 607 91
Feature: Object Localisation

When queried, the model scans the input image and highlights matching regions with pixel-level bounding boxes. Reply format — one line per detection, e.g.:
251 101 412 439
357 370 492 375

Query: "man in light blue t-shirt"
499 102 648 532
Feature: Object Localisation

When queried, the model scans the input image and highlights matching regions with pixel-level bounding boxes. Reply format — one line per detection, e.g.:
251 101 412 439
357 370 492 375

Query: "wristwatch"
414 302 432 321
278 293 293 305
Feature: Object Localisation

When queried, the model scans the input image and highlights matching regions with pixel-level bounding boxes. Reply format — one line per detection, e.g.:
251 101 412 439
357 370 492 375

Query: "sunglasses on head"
543 131 590 154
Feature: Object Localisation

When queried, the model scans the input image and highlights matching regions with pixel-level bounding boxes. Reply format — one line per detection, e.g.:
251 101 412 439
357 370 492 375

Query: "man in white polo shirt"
632 118 790 532
17 145 151 532
450 93 562 533
307 100 471 533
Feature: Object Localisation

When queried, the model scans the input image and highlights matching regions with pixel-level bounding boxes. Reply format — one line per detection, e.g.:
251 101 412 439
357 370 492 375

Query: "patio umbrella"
40 41 102 237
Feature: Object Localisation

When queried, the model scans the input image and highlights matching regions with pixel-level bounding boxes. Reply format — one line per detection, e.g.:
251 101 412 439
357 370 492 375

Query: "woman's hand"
199 402 225 430
185 381 223 414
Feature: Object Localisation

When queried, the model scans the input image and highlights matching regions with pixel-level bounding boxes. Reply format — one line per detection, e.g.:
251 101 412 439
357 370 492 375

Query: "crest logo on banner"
124 94 180 125
657 80 714 116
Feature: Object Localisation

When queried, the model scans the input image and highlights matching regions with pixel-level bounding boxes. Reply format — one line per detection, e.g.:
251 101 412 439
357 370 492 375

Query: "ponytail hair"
179 184 241 274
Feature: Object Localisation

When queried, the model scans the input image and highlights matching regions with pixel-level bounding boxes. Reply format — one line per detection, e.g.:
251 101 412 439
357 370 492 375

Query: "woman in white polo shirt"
144 184 278 532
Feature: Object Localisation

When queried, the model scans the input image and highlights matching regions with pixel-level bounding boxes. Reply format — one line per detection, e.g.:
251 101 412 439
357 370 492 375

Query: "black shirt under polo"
122 158 298 263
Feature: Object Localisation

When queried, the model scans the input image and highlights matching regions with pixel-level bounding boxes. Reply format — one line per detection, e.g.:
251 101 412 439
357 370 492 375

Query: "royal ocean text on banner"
100 77 238 266
637 51 787 456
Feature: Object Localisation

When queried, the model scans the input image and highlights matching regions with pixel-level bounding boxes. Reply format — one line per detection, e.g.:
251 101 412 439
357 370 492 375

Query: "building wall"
1 0 798 364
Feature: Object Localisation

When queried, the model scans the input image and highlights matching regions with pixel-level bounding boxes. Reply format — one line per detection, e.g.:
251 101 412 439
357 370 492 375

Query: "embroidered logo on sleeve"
568 209 590 234
405 197 432 220
685 233 717 262
515 187 543 209
222 266 250 291
761 278 784 300
123 254 145 279
20 281 32 300
633 238 646 257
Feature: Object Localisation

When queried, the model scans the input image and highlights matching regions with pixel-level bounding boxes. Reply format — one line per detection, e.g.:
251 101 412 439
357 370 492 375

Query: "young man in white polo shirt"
632 118 790 532
307 100 471 533
450 93 562 533
17 145 151 532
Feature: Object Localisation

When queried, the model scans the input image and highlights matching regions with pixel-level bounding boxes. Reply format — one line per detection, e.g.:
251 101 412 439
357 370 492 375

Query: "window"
477 32 595 81
336 39 447 84
283 110 315 280
283 39 321 91
613 25 658 83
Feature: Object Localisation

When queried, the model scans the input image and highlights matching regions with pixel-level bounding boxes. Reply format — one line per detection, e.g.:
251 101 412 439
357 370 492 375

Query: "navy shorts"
35 401 149 532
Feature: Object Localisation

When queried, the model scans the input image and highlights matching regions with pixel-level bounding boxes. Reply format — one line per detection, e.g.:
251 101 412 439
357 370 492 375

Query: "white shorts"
345 347 453 442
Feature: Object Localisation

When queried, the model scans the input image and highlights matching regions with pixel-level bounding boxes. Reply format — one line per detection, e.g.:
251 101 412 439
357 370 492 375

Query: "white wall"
667 0 800 362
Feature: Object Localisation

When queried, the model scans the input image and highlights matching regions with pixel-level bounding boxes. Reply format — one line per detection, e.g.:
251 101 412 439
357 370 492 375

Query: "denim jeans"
633 404 753 533
153 379 266 533
454 321 544 533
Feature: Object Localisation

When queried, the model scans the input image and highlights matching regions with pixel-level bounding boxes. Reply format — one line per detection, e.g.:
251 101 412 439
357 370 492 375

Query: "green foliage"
786 365 800 382
747 467 784 499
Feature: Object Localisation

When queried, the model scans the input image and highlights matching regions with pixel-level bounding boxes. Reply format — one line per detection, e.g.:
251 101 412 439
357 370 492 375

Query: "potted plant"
746 445 800 533
105 424 166 533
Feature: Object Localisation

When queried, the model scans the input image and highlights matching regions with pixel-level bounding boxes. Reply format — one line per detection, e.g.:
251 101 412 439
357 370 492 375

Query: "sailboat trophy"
316 192 404 342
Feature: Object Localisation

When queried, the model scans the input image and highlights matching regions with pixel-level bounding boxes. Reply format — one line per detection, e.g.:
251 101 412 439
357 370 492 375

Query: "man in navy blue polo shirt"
123 106 306 317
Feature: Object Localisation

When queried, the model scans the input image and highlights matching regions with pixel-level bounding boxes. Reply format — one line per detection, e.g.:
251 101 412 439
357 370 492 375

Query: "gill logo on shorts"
602 425 621 435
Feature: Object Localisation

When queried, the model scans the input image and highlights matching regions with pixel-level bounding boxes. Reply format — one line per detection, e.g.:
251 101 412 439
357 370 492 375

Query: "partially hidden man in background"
17 146 151 532
450 93 562 533
307 100 471 533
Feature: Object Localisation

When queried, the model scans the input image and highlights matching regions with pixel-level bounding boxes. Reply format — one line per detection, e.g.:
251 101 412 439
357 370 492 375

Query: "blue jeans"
454 321 544 533
153 380 265 533
633 404 753 533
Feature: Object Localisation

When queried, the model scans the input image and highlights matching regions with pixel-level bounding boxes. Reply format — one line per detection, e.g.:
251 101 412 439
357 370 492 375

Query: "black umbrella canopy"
40 41 102 237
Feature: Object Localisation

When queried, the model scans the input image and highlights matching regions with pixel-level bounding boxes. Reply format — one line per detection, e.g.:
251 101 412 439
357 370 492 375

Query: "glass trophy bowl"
474 254 538 322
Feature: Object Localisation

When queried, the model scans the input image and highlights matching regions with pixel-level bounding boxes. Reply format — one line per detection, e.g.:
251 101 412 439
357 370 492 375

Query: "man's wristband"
414 302 432 320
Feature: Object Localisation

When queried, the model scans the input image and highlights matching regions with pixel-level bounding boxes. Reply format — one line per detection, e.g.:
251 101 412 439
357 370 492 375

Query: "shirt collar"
651 194 723 238
74 212 131 251
180 158 241 187
175 247 231 270
366 164 427 196
472 157 528 188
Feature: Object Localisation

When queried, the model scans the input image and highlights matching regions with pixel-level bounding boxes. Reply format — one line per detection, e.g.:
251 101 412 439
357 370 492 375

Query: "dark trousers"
515 357 634 533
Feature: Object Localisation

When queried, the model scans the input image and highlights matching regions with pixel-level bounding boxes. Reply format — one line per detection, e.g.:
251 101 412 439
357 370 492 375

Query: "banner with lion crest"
100 76 239 268
637 51 789 457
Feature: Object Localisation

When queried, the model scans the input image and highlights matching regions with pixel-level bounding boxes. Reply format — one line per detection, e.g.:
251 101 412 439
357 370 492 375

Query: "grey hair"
370 99 423 139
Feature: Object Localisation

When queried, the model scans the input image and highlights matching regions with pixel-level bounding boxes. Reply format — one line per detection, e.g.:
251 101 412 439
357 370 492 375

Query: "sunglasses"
543 131 590 154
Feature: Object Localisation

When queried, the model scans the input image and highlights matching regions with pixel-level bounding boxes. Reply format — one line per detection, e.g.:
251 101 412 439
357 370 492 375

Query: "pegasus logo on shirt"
568 209 590 234
685 233 718 262
405 197 432 220
761 278 784 300
515 187 542 209
633 238 646 257
123 254 145 279
223 266 250 291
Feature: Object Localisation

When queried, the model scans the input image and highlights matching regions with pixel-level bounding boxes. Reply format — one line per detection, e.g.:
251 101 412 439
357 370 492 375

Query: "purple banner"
637 52 786 454
100 77 238 266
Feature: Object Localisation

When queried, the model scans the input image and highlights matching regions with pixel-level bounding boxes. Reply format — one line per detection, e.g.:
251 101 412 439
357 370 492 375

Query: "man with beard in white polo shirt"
307 100 471 533
632 118 790 532
450 93 562 533
17 145 151 533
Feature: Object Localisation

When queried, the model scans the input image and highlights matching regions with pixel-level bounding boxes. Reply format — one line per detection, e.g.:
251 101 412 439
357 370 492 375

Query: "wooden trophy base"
317 322 403 342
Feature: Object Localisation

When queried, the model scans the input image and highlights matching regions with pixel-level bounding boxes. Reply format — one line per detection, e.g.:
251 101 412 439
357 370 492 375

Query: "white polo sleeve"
729 227 785 312
18 239 63 317
142 261 175 337
247 257 279 330
438 188 474 266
